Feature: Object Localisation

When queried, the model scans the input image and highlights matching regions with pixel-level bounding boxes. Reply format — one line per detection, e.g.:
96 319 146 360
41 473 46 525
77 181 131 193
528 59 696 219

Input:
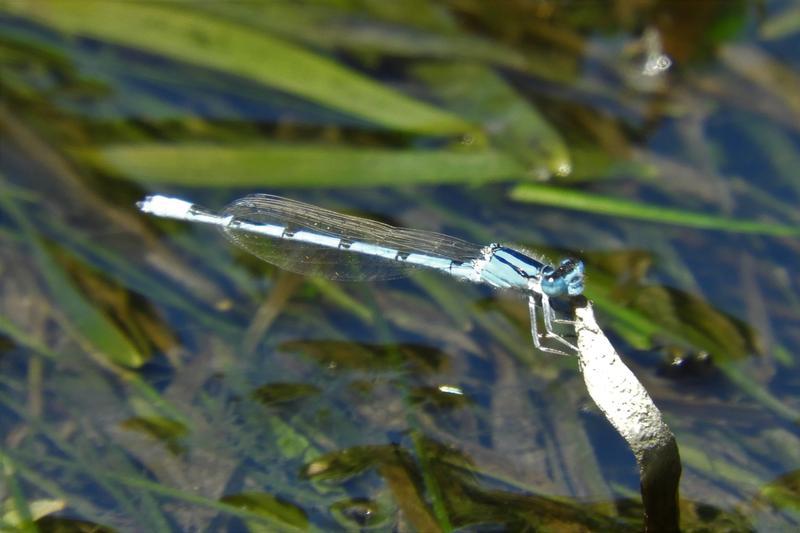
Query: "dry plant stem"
573 300 681 532
242 270 304 355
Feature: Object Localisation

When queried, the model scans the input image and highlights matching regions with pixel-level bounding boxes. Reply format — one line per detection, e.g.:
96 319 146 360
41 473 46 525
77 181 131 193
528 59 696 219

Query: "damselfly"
138 195 585 355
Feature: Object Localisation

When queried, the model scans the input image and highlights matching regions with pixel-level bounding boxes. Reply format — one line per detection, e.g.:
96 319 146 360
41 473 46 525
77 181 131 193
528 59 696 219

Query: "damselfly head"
541 258 584 297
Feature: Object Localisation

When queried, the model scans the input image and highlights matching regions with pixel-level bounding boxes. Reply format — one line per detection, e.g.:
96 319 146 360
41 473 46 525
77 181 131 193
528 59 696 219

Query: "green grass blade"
1 455 37 533
90 143 524 187
4 0 473 135
221 492 309 532
413 62 571 178
42 217 242 339
6 449 307 532
195 1 529 69
0 178 146 368
0 314 58 359
510 184 800 236
760 4 800 40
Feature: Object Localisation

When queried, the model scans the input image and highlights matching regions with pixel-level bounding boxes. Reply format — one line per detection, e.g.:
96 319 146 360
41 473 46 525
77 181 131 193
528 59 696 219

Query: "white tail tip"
137 195 194 219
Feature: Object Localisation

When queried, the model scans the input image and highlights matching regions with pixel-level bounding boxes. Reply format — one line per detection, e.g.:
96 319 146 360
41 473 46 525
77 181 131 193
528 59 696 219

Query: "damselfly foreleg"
528 295 574 356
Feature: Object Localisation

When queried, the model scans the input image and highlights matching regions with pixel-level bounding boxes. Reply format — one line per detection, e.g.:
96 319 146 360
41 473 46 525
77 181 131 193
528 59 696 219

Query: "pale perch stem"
574 300 681 532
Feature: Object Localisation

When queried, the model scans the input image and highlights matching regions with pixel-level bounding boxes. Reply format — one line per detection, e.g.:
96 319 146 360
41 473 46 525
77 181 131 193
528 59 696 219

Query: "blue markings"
481 248 533 289
540 259 585 297
138 194 586 355
475 246 584 298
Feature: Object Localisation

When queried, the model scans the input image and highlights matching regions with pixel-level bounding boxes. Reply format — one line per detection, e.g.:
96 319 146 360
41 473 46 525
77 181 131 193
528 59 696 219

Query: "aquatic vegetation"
1 0 798 530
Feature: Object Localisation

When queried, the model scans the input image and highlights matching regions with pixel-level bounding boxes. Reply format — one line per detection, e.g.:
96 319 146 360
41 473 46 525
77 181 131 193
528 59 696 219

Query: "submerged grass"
511 183 800 236
0 174 146 368
90 143 524 187
3 0 474 136
0 0 798 531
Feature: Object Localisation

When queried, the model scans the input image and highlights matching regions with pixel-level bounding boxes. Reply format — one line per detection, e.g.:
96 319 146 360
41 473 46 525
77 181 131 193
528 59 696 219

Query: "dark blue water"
1 1 798 531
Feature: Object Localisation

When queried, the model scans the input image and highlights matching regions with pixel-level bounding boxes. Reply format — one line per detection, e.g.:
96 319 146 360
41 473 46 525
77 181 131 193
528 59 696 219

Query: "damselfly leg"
528 293 578 356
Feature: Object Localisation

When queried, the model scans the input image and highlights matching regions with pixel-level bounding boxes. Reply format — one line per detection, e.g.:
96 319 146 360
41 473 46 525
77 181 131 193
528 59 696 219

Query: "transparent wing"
220 194 484 281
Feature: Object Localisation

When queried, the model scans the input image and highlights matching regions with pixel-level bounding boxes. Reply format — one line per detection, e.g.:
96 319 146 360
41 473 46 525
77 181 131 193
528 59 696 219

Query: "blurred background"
1 0 799 531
